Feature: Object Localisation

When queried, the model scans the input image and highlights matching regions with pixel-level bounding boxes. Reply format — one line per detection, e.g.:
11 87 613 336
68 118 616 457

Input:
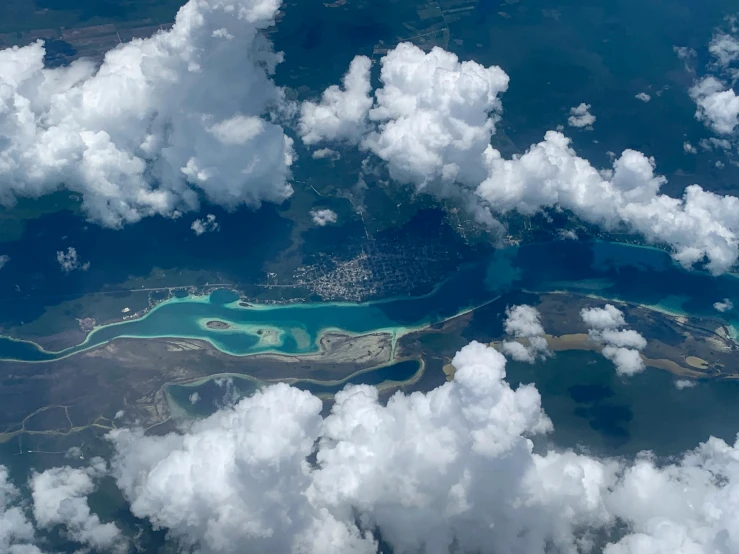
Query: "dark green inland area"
166 359 421 417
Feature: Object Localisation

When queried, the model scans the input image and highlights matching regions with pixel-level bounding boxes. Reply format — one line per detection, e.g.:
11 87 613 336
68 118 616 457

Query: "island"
205 320 231 330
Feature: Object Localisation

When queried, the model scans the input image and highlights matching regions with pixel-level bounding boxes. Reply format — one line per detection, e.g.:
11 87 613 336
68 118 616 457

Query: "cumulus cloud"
689 76 739 135
56 246 89 272
351 42 510 190
581 304 647 376
109 383 374 554
713 298 734 312
500 304 550 363
191 213 219 235
30 460 125 553
635 92 651 102
0 0 294 228
310 208 338 226
0 254 8 269
580 304 627 330
477 131 739 274
299 56 373 145
683 141 697 154
567 103 596 128
98 339 739 554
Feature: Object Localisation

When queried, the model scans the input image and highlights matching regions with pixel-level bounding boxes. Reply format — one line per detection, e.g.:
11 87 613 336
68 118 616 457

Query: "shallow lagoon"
2 240 738 362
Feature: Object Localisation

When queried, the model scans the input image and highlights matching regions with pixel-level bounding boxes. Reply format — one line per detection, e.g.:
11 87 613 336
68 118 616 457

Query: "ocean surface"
2 240 737 361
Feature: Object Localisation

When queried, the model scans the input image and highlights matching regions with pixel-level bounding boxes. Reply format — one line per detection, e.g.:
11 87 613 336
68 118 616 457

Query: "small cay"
205 320 231 330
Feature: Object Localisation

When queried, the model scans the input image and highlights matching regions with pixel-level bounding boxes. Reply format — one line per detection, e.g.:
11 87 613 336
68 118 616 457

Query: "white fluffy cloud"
310 208 338 226
567 103 596 128
362 43 509 190
301 42 509 193
109 383 374 554
581 305 647 376
56 246 89 272
713 298 734 312
299 56 373 146
30 459 125 553
581 304 627 330
686 25 739 137
500 304 550 363
191 213 219 235
689 76 739 135
477 132 739 274
0 254 8 270
0 0 294 227
635 92 651 103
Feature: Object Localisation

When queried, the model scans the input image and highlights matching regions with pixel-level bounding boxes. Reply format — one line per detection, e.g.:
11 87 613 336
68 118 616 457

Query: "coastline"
2 238 738 364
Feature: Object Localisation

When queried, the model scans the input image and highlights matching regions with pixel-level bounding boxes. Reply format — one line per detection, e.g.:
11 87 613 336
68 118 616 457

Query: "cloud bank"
0 0 293 228
96 341 739 554
299 42 739 274
2 339 739 553
3 3 739 275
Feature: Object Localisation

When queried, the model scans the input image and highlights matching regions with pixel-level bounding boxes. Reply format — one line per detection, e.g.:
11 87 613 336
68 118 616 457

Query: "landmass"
205 320 231 330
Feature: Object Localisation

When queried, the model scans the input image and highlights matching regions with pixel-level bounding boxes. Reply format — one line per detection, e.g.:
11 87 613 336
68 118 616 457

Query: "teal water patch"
3 240 739 362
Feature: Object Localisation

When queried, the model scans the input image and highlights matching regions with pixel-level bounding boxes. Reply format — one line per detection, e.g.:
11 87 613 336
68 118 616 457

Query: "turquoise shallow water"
3 240 738 362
